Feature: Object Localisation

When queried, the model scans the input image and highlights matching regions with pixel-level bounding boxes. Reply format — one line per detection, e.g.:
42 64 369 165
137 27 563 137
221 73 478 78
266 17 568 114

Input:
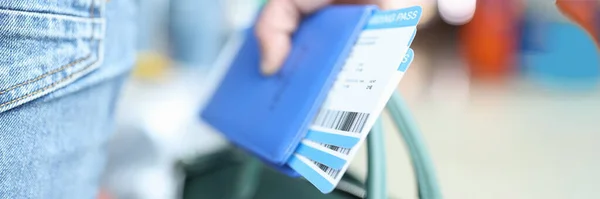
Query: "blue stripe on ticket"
287 155 336 193
295 142 346 169
398 48 414 72
365 6 422 29
305 130 360 148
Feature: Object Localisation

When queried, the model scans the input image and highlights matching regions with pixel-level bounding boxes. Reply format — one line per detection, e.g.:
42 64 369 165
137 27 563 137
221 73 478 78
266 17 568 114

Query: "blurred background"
101 0 600 199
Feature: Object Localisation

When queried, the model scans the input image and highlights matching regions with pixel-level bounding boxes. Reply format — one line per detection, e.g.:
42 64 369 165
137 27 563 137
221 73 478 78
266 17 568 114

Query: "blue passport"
201 5 377 175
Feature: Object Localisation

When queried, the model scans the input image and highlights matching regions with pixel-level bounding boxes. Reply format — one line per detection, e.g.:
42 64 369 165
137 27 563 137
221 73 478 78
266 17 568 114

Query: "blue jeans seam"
0 0 102 109
0 54 99 108
0 55 92 95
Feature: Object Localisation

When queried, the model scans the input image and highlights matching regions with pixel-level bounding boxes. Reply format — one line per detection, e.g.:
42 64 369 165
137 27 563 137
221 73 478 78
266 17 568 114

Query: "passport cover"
201 5 377 175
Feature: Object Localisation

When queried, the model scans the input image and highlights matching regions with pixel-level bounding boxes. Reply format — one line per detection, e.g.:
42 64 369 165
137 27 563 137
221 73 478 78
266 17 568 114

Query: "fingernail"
261 62 277 76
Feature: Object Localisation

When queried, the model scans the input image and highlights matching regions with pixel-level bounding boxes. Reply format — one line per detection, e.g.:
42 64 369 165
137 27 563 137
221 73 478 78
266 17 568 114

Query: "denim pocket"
0 1 105 113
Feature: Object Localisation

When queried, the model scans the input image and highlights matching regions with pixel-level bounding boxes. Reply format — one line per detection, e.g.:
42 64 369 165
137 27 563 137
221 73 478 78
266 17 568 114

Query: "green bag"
182 92 441 199
181 148 365 199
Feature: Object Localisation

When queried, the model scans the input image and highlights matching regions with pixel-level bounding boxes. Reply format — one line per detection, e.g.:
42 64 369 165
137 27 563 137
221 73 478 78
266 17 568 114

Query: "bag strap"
366 119 387 198
369 92 441 199
229 92 442 199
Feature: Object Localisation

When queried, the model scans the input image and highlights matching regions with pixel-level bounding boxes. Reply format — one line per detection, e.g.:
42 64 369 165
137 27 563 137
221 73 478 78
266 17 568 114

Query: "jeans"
0 0 136 198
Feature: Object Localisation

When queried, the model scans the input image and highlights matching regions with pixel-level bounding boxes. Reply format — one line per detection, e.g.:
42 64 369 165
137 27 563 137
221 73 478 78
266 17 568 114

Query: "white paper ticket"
288 6 422 193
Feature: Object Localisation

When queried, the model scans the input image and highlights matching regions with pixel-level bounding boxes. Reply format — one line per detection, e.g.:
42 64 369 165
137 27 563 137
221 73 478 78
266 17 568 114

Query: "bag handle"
229 91 442 199
366 119 386 198
368 92 442 199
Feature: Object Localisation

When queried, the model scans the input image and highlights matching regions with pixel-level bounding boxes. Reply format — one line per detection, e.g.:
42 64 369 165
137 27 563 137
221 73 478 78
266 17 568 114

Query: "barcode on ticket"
313 161 341 179
321 144 351 155
313 109 370 133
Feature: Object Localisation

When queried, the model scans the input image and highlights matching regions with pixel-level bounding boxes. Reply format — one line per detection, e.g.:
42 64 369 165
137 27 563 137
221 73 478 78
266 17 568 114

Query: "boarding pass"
287 6 422 193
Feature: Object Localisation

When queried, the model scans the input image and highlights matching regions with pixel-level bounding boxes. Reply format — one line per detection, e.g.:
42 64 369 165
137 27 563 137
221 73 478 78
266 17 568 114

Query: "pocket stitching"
0 0 102 109
0 54 98 108
0 55 92 95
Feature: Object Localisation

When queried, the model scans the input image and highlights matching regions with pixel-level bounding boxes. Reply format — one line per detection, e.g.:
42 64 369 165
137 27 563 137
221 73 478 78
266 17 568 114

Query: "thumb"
256 0 332 75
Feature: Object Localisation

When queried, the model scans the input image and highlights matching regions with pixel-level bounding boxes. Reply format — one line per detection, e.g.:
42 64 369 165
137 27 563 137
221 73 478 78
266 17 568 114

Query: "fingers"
255 0 386 76
256 0 333 75
255 0 478 76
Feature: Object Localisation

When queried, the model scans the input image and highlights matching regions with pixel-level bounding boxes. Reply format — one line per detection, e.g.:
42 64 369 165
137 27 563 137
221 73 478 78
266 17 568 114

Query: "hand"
255 0 381 75
255 0 477 75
